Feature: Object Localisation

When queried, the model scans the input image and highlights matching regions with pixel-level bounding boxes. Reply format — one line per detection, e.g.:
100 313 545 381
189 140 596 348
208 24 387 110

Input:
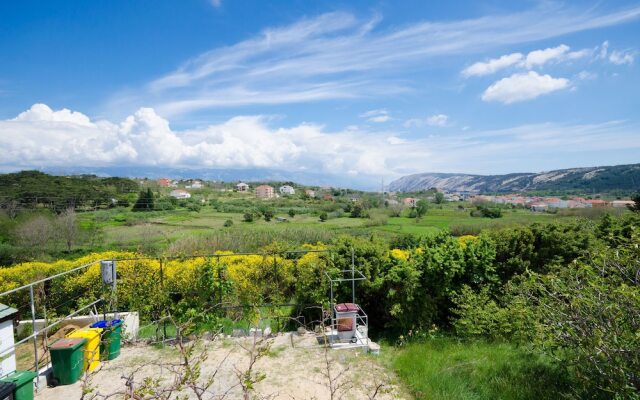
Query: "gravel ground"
39 332 406 399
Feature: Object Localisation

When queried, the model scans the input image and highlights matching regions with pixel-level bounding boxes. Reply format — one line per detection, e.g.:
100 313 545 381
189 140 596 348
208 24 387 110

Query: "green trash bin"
49 337 86 385
91 319 123 360
0 370 37 400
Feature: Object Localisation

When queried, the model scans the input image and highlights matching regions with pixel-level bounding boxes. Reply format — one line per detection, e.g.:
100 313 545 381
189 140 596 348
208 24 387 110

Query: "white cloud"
566 48 593 60
360 109 391 123
427 114 449 127
402 119 421 128
403 114 450 128
523 44 570 68
462 53 523 77
482 71 570 104
387 136 406 145
598 41 609 59
2 104 640 183
107 4 640 116
464 43 594 78
609 50 634 65
596 41 634 65
13 104 94 127
0 104 428 177
577 70 598 80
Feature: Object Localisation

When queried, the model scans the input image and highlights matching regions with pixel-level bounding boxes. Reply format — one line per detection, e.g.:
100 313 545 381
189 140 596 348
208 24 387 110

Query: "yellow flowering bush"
390 248 410 261
0 248 332 322
457 235 478 248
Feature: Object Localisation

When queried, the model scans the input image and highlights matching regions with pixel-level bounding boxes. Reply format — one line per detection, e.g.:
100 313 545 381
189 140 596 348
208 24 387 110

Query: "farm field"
75 203 587 253
373 207 566 235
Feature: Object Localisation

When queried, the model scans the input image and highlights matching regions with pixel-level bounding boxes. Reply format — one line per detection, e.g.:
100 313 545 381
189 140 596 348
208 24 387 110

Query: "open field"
73 202 594 253
373 207 564 235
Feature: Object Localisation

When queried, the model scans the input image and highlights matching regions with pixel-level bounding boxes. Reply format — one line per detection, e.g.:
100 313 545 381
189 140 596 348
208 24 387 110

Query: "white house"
187 180 203 189
530 202 548 212
612 200 634 208
279 185 295 195
169 189 191 199
236 182 249 192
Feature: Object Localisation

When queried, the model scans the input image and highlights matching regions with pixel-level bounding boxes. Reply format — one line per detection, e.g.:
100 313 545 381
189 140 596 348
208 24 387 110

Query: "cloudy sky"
1 1 639 188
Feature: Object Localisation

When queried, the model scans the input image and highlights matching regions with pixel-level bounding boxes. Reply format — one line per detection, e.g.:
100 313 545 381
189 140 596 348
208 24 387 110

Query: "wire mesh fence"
0 259 107 381
0 248 339 385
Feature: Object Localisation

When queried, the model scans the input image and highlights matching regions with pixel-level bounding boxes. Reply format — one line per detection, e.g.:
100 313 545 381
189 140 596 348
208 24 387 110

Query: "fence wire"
0 248 337 385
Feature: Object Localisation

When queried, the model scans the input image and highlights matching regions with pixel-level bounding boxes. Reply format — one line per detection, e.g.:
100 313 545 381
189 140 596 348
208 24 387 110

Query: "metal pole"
41 288 50 370
351 247 355 304
273 253 278 296
159 258 167 339
29 285 39 389
217 255 222 307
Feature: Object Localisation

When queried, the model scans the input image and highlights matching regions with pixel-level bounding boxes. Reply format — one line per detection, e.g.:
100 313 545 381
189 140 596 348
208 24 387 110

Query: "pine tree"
132 188 155 211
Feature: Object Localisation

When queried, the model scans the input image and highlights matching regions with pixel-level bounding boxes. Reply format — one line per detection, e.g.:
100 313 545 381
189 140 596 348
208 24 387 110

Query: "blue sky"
1 1 639 187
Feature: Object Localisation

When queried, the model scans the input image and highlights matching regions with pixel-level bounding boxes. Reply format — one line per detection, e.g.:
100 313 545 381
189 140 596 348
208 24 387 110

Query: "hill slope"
388 163 640 193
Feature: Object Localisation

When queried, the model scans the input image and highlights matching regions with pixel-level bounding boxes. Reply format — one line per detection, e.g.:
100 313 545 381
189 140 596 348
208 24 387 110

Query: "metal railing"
0 259 106 389
0 248 336 387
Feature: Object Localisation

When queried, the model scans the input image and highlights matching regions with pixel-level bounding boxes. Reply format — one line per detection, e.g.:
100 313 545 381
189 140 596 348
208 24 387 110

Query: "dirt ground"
40 332 407 399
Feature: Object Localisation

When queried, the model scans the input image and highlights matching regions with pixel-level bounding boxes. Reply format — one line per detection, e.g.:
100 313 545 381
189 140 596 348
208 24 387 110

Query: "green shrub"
453 233 640 397
262 209 274 221
243 212 254 222
471 205 502 218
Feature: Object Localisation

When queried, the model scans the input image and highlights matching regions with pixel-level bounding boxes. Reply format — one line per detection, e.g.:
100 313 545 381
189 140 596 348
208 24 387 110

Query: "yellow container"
66 328 101 372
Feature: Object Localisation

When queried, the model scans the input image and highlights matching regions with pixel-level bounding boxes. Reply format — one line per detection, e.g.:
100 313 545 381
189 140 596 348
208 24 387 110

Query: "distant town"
153 177 635 212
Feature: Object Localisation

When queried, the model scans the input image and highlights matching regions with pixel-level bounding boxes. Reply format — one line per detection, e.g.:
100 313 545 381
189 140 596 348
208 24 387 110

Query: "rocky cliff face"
388 163 640 193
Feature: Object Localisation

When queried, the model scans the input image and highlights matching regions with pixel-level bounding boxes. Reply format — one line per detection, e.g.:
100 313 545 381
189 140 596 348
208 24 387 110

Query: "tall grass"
384 338 572 400
165 227 335 254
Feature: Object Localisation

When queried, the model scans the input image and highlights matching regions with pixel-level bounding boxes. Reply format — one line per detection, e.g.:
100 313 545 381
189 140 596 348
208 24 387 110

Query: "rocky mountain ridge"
388 163 640 193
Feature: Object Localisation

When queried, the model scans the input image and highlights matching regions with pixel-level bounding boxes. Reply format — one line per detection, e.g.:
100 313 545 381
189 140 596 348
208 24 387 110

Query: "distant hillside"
388 163 640 194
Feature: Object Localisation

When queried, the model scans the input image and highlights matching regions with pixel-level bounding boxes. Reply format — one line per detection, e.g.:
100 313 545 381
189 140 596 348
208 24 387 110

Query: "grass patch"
138 321 178 340
383 338 572 400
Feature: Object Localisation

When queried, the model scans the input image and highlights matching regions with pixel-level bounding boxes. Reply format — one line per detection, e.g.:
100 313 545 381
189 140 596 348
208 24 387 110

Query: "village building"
236 182 249 192
255 185 275 199
445 193 460 202
169 189 191 199
305 189 316 198
402 198 417 207
157 178 171 187
612 200 634 208
186 180 203 189
587 199 608 207
530 202 549 212
566 200 587 208
279 185 295 195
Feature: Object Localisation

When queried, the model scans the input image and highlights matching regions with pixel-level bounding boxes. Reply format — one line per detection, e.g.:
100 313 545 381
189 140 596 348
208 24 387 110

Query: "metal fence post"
217 255 222 307
28 285 39 388
159 257 167 341
351 247 356 304
273 253 278 295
